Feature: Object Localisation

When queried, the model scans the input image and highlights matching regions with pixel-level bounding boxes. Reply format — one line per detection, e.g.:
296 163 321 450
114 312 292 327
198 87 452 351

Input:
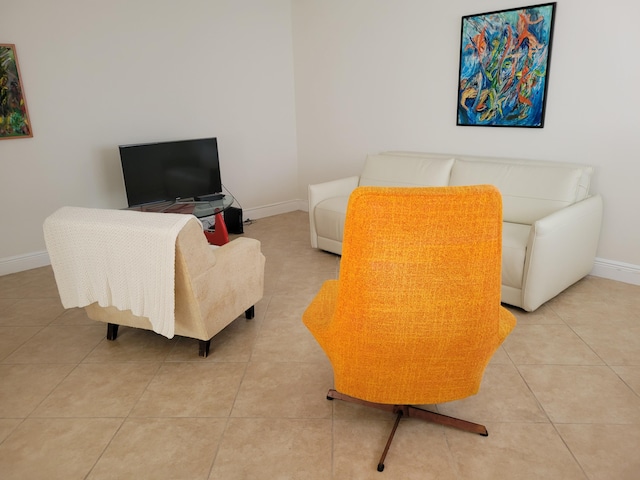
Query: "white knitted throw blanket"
43 206 197 338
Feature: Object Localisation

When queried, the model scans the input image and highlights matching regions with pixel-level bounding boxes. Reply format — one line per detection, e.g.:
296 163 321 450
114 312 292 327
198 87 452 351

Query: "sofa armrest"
308 176 359 248
521 194 603 311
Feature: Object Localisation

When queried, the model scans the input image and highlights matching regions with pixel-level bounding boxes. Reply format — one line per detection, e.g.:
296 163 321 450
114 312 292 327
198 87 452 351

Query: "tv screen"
119 137 222 207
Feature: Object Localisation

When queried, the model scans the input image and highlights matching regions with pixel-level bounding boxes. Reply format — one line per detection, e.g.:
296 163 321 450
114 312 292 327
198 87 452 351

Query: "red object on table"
203 212 229 246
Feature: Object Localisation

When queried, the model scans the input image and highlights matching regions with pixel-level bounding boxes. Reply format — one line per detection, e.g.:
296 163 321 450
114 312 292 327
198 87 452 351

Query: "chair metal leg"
377 409 403 472
106 323 119 341
406 405 488 436
326 389 488 471
245 305 255 319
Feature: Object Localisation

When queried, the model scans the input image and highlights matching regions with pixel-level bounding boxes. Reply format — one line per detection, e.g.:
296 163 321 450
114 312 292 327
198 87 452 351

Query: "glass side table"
128 194 235 246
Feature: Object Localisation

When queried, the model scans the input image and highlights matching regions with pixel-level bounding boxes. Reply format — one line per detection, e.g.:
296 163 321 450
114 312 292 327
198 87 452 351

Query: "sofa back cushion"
359 153 454 188
450 158 593 224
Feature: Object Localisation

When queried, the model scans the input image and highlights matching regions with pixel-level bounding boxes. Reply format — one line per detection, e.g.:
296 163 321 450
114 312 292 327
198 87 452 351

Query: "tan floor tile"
231 361 333 418
333 411 457 479
580 275 640 300
0 297 64 327
612 365 640 395
561 275 611 295
0 419 22 443
0 298 18 312
0 418 122 480
437 363 548 424
488 345 513 365
573 324 640 365
0 268 59 300
167 313 262 362
88 418 225 480
271 268 337 296
83 326 177 363
269 244 339 269
609 285 640 310
549 292 639 328
0 363 75 417
263 291 320 319
3 324 105 364
32 363 160 417
446 422 587 479
0 326 41 361
262 269 282 295
0 272 33 298
331 397 392 420
508 302 565 325
10 266 55 285
503 324 604 365
252 312 327 363
131 362 245 417
251 294 272 322
159 335 214 360
209 418 331 479
518 365 640 423
21 276 61 299
557 424 640 480
51 306 97 325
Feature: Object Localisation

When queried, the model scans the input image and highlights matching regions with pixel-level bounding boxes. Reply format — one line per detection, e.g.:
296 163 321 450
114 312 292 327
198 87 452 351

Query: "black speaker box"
224 206 244 234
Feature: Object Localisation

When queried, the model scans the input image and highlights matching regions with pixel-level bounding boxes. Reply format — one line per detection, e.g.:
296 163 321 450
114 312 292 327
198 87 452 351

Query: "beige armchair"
44 207 265 357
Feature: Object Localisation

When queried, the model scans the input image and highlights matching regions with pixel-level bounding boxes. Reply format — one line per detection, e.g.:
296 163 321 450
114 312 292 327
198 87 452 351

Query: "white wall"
2 0 639 283
0 0 298 272
292 0 640 281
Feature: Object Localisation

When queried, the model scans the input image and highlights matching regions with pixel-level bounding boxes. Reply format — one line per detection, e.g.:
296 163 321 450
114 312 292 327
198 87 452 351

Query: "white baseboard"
590 258 640 286
242 199 304 220
0 250 50 276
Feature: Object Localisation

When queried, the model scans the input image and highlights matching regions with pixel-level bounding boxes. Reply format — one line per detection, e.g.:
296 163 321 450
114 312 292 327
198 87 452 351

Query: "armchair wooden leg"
245 306 255 319
106 323 119 341
199 339 211 357
326 389 488 471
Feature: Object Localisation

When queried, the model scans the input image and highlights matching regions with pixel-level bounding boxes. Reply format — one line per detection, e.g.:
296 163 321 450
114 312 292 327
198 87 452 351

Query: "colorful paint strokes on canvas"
457 3 556 128
0 44 32 139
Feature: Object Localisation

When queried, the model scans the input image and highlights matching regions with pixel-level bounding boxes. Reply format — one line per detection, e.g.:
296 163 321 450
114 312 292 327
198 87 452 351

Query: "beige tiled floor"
1 210 639 479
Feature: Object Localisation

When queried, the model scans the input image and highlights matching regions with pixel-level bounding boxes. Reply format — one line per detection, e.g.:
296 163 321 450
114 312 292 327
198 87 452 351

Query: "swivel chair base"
326 389 487 472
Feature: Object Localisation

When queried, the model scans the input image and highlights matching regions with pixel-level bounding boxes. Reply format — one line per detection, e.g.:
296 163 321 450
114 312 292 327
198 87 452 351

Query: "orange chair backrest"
330 185 506 404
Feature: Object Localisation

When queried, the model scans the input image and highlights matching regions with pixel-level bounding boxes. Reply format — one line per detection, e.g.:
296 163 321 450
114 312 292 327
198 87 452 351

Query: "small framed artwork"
457 3 556 128
0 44 33 139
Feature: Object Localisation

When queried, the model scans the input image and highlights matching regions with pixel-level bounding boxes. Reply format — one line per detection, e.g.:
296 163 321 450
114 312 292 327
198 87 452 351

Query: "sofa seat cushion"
315 196 350 243
502 222 531 289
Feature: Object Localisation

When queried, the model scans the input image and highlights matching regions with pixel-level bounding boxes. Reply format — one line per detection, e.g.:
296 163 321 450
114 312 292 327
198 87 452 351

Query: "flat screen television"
119 137 222 207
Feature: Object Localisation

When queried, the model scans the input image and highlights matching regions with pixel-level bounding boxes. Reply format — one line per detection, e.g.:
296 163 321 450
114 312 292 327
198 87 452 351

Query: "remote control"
196 193 225 202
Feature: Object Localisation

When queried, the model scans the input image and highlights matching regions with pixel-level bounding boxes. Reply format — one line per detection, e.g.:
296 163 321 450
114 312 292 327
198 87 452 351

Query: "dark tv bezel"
119 137 222 207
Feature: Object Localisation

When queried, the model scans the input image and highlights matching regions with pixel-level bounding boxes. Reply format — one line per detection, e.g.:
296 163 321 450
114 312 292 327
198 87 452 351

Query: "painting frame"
0 44 33 139
456 3 556 128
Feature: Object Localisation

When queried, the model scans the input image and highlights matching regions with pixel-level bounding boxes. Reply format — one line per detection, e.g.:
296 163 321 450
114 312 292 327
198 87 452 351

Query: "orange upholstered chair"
303 185 516 471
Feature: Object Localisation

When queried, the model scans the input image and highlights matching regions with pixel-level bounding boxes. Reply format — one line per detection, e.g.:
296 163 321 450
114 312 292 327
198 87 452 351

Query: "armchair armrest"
190 237 265 337
521 194 603 311
308 176 359 248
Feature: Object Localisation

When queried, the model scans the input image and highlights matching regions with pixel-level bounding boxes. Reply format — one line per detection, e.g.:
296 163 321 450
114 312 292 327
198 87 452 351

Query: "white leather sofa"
308 151 603 312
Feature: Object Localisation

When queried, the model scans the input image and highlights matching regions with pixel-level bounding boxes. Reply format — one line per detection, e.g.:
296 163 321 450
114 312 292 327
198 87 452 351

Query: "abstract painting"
457 3 556 128
0 44 32 139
